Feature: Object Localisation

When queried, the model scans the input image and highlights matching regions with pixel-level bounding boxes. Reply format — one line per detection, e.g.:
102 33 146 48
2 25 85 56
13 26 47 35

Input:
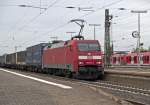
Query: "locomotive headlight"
79 61 84 65
96 60 101 64
96 62 101 64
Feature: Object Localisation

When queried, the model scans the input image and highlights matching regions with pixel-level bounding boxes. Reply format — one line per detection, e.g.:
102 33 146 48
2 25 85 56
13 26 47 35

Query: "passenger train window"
134 56 137 61
143 56 149 62
127 56 131 62
147 56 149 62
113 57 116 63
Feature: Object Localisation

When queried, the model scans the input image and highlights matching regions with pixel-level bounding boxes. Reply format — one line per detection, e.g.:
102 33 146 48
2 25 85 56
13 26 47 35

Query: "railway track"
89 81 150 105
34 73 150 105
58 78 149 105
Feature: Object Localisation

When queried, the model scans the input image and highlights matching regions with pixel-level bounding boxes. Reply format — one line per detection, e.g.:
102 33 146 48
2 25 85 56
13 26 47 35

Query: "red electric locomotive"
42 39 104 79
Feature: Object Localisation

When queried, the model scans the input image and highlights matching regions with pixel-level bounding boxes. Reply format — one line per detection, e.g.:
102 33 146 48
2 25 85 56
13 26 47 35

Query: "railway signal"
104 9 112 67
132 31 139 38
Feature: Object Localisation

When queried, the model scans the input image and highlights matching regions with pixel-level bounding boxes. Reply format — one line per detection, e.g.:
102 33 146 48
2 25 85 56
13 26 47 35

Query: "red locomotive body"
43 40 104 79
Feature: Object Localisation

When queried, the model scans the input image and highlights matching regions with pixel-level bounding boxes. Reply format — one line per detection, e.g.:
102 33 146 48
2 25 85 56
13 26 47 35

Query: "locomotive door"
65 45 74 72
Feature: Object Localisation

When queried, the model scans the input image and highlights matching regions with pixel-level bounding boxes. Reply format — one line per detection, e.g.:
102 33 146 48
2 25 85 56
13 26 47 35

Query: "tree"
132 47 147 52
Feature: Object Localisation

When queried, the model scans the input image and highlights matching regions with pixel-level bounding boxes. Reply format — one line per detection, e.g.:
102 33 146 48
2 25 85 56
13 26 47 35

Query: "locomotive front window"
78 43 100 51
88 44 100 51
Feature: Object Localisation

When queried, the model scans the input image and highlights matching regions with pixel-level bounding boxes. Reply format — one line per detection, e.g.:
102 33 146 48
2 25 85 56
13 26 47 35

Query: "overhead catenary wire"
0 0 62 52
6 8 29 40
77 0 124 19
20 0 125 46
17 0 62 31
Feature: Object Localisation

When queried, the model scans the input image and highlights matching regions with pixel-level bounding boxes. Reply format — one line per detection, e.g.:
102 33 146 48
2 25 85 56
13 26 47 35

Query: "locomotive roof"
46 39 100 49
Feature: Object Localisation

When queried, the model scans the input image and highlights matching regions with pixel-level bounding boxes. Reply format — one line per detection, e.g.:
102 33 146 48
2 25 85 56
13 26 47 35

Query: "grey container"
17 51 26 65
26 43 48 67
6 53 16 64
0 54 6 65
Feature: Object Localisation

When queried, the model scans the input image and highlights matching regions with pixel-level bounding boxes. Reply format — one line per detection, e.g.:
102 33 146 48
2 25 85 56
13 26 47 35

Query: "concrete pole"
138 13 141 66
104 9 111 67
131 10 147 66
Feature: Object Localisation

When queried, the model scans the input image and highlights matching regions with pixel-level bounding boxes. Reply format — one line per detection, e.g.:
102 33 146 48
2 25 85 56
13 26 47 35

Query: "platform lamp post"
89 24 101 40
131 10 147 66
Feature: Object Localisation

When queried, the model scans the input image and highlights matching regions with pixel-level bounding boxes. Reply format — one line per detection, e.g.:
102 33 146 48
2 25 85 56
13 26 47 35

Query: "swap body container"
17 51 26 65
0 54 6 66
26 43 48 68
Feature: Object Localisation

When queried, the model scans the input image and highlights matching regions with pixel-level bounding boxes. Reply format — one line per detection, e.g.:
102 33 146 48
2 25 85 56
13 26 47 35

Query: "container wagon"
0 54 6 67
26 43 48 71
16 51 26 69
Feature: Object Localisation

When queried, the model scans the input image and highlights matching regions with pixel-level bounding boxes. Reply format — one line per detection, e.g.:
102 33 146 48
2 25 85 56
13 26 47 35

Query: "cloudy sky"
0 0 150 54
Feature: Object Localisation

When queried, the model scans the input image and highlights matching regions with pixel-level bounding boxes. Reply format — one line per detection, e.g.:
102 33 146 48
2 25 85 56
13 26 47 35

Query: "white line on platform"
0 69 72 89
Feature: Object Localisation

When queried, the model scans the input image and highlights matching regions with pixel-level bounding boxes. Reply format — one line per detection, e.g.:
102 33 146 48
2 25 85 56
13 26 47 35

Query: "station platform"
0 68 123 105
105 67 150 77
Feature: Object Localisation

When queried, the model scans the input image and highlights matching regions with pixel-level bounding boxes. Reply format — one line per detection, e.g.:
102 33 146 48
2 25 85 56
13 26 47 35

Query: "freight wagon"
5 53 16 68
5 51 26 69
0 54 6 67
26 43 48 71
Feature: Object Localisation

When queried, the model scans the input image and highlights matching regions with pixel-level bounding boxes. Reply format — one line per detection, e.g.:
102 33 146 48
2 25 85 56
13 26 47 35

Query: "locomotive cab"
71 40 104 79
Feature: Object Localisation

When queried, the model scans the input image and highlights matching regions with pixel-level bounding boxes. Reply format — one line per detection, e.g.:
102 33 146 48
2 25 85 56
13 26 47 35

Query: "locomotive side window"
78 43 100 51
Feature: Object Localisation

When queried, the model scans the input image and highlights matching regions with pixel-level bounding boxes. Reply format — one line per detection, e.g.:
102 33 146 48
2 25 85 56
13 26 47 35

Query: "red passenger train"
43 40 104 79
111 52 150 66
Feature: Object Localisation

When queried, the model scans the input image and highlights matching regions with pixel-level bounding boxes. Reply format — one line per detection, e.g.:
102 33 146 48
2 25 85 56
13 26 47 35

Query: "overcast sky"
0 0 150 54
